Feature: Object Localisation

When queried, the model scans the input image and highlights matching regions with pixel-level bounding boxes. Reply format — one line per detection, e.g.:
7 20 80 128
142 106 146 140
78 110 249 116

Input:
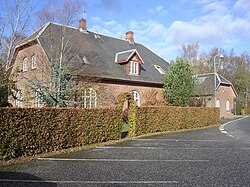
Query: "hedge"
243 108 250 115
129 106 220 136
0 108 122 161
0 106 220 161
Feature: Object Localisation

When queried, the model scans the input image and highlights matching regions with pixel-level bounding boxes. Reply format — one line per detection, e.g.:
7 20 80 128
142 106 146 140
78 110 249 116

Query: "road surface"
0 116 250 186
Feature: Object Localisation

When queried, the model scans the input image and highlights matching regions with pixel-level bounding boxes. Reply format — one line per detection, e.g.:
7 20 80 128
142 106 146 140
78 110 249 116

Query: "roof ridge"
49 22 137 44
16 22 51 48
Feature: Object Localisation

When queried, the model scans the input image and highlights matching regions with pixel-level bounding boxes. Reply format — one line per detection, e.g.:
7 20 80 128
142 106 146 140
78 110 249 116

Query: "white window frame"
129 61 139 75
31 55 37 69
34 91 43 107
81 88 97 109
16 90 22 107
216 99 220 108
130 90 140 106
22 57 28 72
226 99 230 112
154 65 165 75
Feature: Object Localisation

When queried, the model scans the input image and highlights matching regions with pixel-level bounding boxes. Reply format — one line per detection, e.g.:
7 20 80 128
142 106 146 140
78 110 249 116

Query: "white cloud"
166 1 250 50
91 16 102 23
233 0 250 18
104 20 117 27
148 5 167 16
90 0 250 61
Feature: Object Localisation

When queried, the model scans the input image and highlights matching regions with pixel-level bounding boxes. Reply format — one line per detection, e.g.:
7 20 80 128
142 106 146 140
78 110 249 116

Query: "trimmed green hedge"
0 106 220 161
130 106 220 136
0 108 122 161
244 108 250 115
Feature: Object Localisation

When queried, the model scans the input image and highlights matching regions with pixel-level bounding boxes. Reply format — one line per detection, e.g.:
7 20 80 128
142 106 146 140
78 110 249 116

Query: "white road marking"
219 116 249 137
96 146 227 150
221 131 228 134
38 157 209 162
135 139 227 142
0 179 179 184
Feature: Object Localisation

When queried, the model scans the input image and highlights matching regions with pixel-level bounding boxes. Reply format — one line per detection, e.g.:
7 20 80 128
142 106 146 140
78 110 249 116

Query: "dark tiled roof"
16 24 48 47
116 50 135 63
19 22 169 85
194 73 236 96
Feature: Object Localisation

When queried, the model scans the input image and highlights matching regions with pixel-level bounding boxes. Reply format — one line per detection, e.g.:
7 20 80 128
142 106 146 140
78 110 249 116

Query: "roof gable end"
115 49 144 64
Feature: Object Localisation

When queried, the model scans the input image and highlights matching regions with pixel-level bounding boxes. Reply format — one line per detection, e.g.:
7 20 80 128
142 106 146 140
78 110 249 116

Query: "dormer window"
154 65 165 75
115 49 144 76
129 61 139 75
22 57 28 72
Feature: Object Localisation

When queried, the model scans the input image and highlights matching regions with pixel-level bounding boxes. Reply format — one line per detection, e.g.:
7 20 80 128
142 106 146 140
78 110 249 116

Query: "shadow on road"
0 171 56 187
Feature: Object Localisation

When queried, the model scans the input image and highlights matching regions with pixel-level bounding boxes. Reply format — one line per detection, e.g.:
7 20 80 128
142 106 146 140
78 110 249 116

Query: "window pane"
216 99 220 108
23 58 28 71
81 89 96 109
32 55 37 69
130 91 140 106
226 100 230 111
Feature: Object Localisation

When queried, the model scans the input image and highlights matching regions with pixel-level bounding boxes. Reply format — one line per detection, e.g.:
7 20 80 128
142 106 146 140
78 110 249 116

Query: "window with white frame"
130 90 140 106
129 61 139 75
216 99 220 108
31 55 37 69
154 65 165 75
81 88 96 108
16 90 22 107
226 99 230 112
22 57 28 72
34 91 43 107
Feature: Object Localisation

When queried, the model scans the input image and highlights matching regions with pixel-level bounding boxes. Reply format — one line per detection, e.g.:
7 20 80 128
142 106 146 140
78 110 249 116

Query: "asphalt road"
0 116 250 187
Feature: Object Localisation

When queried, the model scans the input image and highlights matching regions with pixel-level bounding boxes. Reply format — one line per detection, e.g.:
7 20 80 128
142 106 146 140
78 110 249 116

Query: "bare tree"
36 0 83 27
27 25 81 107
182 42 199 66
26 23 101 107
0 0 33 70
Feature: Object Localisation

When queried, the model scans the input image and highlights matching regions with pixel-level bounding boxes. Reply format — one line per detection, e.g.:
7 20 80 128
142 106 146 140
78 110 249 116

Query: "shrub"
243 108 250 115
129 106 220 136
0 107 122 161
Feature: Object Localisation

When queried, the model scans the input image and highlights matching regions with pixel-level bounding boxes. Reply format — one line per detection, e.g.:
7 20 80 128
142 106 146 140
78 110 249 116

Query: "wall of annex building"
207 85 236 119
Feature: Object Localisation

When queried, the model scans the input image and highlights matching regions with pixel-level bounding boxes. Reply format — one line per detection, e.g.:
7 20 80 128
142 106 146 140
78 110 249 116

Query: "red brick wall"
9 42 50 107
10 43 166 108
207 85 236 119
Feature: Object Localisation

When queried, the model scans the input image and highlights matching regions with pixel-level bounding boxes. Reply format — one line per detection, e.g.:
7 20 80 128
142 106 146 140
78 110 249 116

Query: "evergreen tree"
164 58 195 106
0 63 9 107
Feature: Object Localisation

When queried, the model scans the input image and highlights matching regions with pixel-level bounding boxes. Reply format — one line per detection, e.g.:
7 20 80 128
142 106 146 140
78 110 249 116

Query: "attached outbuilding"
192 73 237 119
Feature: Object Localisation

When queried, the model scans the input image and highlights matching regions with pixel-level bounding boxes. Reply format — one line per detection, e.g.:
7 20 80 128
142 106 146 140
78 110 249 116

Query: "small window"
94 34 101 39
130 90 140 106
216 99 220 108
16 90 22 107
22 58 28 72
34 91 43 107
78 54 90 65
31 55 37 69
154 65 165 75
226 100 230 111
129 61 139 75
81 88 96 108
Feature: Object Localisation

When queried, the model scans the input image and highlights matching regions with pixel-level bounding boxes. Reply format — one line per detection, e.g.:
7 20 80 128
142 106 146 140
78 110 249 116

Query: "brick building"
9 19 169 108
193 73 237 118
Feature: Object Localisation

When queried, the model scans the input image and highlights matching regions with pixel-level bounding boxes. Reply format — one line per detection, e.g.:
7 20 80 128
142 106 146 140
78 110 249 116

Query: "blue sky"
2 0 250 61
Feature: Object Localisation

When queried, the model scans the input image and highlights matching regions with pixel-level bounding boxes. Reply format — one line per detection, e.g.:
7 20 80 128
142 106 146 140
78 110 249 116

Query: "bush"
164 58 194 106
243 108 250 115
0 108 122 161
129 106 220 136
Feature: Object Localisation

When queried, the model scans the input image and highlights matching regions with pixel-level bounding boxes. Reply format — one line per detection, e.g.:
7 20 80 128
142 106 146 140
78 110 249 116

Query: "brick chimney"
79 18 87 32
125 31 134 44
